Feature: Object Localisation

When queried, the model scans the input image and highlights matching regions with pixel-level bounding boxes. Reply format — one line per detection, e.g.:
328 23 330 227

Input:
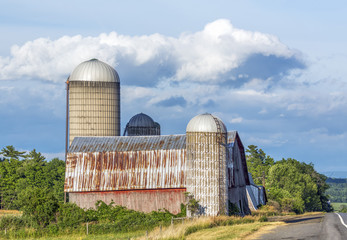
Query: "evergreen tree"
0 146 25 209
0 146 65 209
246 145 274 186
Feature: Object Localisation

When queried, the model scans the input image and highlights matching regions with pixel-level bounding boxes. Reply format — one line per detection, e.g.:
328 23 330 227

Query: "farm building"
65 116 251 215
246 174 267 211
64 59 252 216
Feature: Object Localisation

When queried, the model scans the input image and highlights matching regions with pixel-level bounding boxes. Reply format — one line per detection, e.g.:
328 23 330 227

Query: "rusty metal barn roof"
227 131 237 144
69 134 186 153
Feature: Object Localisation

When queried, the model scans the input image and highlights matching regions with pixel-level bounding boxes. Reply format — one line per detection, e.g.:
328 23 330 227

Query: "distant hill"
326 177 347 203
326 178 347 184
322 171 347 178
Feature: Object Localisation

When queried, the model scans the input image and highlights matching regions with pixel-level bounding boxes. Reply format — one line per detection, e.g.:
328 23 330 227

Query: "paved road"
255 213 347 240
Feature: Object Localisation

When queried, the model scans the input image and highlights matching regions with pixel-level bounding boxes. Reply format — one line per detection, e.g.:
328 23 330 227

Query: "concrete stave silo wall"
186 131 228 216
69 81 120 145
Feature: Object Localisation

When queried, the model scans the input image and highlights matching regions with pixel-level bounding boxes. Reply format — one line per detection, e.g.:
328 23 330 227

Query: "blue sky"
1 0 346 176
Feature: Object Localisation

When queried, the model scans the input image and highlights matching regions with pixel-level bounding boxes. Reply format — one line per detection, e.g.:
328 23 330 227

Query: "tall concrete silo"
186 113 228 216
67 59 120 146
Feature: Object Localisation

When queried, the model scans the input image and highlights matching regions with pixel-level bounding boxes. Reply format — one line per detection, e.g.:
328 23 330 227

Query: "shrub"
17 187 59 227
228 201 240 216
266 200 281 212
185 192 200 216
56 202 86 229
0 215 28 230
259 216 268 222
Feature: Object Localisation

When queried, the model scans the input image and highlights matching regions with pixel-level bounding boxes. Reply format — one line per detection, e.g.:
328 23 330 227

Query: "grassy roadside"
0 210 324 240
331 202 347 211
138 211 325 240
31 221 282 240
185 221 281 240
184 212 325 240
138 215 269 240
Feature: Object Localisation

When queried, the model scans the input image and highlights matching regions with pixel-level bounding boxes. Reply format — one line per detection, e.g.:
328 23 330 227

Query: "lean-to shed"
246 173 267 211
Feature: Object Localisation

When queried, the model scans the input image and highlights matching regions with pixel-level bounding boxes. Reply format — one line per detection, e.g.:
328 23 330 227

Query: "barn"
65 114 251 215
64 59 252 216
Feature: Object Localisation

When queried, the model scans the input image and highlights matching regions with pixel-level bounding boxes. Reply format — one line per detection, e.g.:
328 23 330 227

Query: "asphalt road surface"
255 213 347 240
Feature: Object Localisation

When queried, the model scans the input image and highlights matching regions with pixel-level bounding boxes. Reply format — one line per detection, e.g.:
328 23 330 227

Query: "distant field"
0 209 22 217
331 202 347 211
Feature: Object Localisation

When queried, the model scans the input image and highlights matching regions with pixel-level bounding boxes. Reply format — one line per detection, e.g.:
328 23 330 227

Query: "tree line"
246 145 332 213
0 146 65 210
325 179 347 203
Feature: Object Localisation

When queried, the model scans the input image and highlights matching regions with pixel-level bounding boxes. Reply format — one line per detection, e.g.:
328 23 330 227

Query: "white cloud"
0 19 298 85
230 117 243 123
246 134 288 147
42 152 65 161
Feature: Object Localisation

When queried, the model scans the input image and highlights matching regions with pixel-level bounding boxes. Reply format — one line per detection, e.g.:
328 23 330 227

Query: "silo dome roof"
69 59 119 82
127 113 156 127
186 113 227 133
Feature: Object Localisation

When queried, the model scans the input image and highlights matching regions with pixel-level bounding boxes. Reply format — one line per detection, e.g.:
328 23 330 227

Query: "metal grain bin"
123 113 160 136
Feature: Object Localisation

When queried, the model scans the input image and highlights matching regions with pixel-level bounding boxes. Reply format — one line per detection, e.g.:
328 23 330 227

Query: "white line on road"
335 213 347 229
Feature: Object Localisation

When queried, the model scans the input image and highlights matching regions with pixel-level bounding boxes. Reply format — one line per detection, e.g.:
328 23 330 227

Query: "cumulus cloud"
0 19 301 86
230 117 243 123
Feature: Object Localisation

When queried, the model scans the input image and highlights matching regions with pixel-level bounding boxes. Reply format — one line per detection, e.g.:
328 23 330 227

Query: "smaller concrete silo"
186 113 228 216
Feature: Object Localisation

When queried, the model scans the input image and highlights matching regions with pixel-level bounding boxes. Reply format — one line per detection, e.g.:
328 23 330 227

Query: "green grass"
10 230 146 240
331 202 347 211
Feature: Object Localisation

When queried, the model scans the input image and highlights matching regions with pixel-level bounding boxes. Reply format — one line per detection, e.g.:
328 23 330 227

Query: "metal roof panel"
69 135 186 153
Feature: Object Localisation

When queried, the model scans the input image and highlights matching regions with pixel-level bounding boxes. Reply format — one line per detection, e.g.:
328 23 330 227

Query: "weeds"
0 201 186 239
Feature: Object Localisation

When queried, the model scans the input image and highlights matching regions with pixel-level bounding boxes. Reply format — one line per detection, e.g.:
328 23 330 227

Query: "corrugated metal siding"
69 189 186 213
65 135 186 192
227 131 250 185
